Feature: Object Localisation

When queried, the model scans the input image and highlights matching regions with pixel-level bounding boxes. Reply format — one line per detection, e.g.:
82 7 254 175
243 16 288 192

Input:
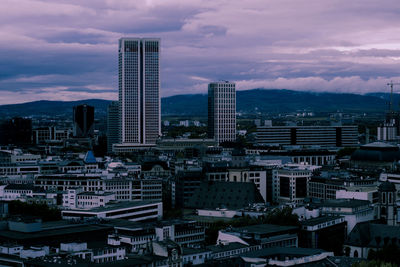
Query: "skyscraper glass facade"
118 38 160 146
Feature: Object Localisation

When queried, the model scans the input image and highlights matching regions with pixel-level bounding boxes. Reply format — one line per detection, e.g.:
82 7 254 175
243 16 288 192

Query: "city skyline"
1 0 400 104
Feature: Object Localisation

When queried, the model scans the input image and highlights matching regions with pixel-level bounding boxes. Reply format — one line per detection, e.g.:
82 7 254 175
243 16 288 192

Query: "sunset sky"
1 0 400 104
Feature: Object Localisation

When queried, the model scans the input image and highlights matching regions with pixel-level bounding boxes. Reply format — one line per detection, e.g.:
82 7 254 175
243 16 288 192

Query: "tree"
367 244 400 266
264 207 300 226
337 147 357 158
8 201 61 221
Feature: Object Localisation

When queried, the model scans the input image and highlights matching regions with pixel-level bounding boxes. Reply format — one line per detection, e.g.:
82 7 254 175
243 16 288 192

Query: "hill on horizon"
0 89 395 118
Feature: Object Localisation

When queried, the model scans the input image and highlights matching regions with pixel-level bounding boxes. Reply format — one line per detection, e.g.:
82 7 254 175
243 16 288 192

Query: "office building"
107 101 119 154
377 111 400 141
255 125 358 147
217 224 298 248
205 166 267 202
377 124 397 141
73 104 94 138
116 38 160 151
0 117 32 145
299 216 346 255
315 199 374 234
350 142 400 172
32 126 71 145
208 81 236 144
61 201 163 222
35 175 163 203
274 166 313 205
308 174 377 201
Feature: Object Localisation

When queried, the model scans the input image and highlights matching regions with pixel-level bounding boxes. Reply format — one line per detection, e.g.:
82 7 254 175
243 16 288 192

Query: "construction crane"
387 81 400 113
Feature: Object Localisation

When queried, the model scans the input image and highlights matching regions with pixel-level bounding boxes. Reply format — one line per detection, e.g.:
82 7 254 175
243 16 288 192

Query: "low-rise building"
182 247 211 265
61 201 163 222
207 242 260 260
155 220 205 248
217 224 299 249
35 175 163 202
299 215 346 255
344 222 400 258
274 166 314 205
62 188 116 210
315 199 375 234
336 186 379 203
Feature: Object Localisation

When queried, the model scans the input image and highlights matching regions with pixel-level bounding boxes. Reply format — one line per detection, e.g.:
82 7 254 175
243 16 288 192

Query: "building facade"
274 167 312 205
256 125 358 147
107 101 119 154
118 38 160 149
208 81 236 144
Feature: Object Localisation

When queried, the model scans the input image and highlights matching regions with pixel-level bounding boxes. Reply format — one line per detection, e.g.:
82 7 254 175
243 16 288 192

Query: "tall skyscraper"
107 101 119 154
73 104 94 138
208 81 236 144
116 38 160 151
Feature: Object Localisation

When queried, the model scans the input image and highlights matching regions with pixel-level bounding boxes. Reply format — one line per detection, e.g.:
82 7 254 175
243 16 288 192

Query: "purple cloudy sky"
1 0 400 104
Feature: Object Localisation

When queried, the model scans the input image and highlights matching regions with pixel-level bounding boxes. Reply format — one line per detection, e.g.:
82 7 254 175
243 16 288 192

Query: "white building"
108 223 155 253
0 184 33 200
336 186 378 203
10 154 41 164
62 188 116 210
179 120 190 127
35 175 162 202
377 124 397 141
0 244 23 255
217 224 298 249
60 242 126 264
208 81 236 144
318 199 374 234
20 246 49 259
182 247 212 265
155 220 205 247
61 201 163 222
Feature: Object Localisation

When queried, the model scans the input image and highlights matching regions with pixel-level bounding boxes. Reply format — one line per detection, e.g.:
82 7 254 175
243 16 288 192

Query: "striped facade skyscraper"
208 81 236 144
115 38 160 152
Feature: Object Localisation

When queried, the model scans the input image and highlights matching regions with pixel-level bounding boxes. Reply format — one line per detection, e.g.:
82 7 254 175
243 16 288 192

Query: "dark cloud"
1 0 400 103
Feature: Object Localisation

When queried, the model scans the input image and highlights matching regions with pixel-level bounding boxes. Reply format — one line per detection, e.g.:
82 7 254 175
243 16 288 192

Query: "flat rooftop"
0 224 111 241
231 224 298 235
206 242 248 253
241 247 326 258
63 201 161 213
301 216 344 227
318 199 371 208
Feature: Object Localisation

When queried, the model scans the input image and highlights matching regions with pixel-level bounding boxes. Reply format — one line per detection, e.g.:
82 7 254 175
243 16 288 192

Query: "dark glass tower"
73 104 94 138
107 101 119 153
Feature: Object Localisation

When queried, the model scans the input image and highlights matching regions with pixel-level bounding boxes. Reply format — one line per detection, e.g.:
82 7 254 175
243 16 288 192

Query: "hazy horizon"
0 88 395 106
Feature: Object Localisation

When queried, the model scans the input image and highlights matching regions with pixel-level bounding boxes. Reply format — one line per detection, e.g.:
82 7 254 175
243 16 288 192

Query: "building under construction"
377 81 400 141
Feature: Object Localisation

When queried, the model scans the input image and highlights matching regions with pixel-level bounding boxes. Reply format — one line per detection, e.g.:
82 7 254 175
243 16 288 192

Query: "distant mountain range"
0 89 396 118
